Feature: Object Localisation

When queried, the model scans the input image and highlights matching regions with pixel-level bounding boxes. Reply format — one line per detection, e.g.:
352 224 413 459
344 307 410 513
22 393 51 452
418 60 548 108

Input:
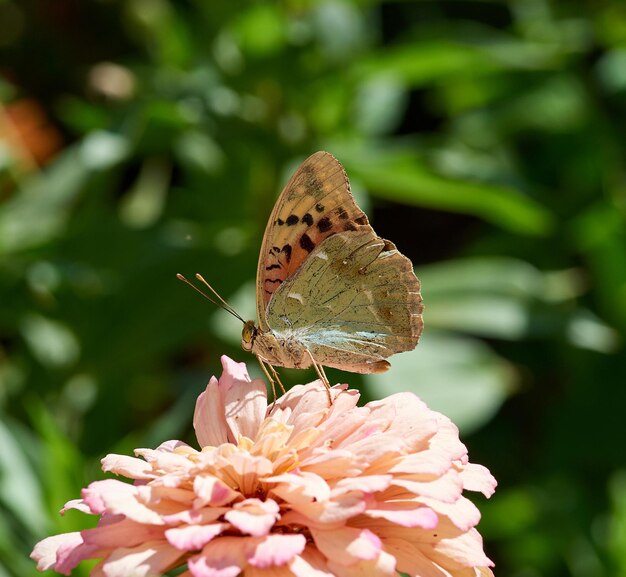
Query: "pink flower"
32 355 497 577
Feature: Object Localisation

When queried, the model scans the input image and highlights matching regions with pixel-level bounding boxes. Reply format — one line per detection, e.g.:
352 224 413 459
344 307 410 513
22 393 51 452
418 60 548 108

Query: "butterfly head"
241 320 258 352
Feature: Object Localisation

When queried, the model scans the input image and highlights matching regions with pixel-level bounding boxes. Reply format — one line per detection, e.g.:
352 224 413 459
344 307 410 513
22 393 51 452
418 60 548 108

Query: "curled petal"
224 498 280 537
194 376 230 448
82 480 164 525
223 371 267 443
101 454 155 479
459 463 497 498
60 498 92 516
30 533 84 573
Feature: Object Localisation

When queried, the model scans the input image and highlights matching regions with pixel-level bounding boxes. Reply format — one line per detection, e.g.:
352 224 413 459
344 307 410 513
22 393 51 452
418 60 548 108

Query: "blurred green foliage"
1 1 626 576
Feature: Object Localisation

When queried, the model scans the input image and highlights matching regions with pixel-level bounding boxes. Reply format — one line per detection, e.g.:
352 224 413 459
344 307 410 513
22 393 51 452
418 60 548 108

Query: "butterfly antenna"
176 274 245 323
194 274 246 322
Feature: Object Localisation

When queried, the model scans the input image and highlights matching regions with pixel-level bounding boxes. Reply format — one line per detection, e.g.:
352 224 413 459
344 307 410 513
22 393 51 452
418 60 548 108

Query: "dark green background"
2 1 626 576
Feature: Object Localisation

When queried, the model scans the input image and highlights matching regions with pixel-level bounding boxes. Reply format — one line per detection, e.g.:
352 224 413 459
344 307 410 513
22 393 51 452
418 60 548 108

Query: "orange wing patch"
258 152 372 309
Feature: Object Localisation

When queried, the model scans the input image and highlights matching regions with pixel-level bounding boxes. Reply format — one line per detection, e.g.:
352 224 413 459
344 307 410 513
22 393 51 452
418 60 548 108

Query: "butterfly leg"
305 349 332 405
256 356 285 404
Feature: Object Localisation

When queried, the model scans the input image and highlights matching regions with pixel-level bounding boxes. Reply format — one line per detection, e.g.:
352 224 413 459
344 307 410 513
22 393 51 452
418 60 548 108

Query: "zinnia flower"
32 355 496 576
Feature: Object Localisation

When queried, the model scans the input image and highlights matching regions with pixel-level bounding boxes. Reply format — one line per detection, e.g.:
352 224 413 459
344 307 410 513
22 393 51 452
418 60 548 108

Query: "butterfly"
180 151 422 393
239 151 423 389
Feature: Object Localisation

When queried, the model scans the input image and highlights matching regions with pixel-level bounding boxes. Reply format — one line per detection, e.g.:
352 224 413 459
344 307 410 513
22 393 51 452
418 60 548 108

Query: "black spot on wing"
343 221 358 231
299 233 315 253
276 218 284 226
336 207 349 220
302 213 313 226
282 244 292 263
317 216 332 232
315 203 325 213
265 264 281 271
286 214 299 226
355 215 368 225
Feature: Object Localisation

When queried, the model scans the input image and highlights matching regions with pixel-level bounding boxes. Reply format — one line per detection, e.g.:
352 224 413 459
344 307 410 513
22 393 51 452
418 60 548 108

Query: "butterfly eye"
241 320 257 351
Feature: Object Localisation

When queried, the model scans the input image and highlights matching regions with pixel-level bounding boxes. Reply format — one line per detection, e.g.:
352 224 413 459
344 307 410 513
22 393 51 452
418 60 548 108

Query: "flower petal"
193 475 240 507
101 454 155 479
289 546 334 577
246 534 306 568
189 537 246 577
82 479 164 525
365 502 439 529
101 541 184 577
222 357 267 442
326 549 397 577
165 523 226 551
459 463 497 498
194 376 230 448
311 527 381 565
83 518 165 548
383 538 449 577
224 498 280 537
30 533 84 573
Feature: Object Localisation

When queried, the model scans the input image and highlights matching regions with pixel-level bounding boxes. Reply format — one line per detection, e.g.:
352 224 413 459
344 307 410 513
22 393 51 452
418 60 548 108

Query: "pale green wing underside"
265 230 423 372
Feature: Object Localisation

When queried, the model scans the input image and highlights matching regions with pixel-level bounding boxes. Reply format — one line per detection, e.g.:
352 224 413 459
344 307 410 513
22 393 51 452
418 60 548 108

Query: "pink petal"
246 534 306 568
82 518 166 548
194 376 230 448
60 498 92 515
292 491 366 524
101 540 184 577
311 527 381 565
326 549 396 577
222 358 267 442
388 449 454 476
365 503 439 528
101 454 154 479
290 546 334 577
333 475 392 495
367 393 438 446
429 528 493 569
421 495 481 531
189 537 246 577
193 475 240 507
82 479 164 525
224 498 280 537
459 463 497 498
134 447 195 472
393 468 464 503
165 523 226 551
55 540 102 575
430 414 467 462
382 538 448 577
266 472 331 504
30 533 83 573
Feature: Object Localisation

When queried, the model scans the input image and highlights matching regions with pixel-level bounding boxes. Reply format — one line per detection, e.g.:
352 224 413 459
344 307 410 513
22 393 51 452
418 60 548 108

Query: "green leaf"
346 152 553 236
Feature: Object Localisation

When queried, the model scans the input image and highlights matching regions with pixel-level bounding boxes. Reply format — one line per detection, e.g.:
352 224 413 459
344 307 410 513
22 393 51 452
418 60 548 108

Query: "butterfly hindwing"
264 230 423 373
256 152 372 330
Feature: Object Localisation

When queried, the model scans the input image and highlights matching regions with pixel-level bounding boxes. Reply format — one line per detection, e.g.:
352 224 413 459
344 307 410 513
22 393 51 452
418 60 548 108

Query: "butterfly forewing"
256 152 372 330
